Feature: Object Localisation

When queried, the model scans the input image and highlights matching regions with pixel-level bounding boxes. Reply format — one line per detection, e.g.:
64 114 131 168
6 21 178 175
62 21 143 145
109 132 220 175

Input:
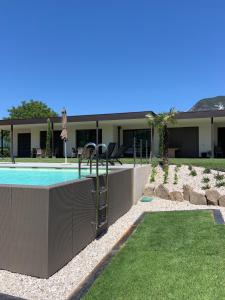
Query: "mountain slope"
189 96 225 112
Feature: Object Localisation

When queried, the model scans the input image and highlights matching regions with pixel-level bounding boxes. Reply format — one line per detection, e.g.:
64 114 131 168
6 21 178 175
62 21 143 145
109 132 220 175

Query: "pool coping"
68 209 225 300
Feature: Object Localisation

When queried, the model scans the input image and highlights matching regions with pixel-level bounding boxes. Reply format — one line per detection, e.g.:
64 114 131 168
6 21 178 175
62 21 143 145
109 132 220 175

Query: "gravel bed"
153 165 225 194
1 198 225 300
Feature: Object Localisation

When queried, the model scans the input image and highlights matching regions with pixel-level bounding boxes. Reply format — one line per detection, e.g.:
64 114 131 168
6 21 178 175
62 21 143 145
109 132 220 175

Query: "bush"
163 166 169 184
173 173 178 185
202 184 211 190
214 172 224 181
150 166 157 183
188 165 193 171
203 168 211 174
215 181 225 188
189 169 197 176
202 177 210 183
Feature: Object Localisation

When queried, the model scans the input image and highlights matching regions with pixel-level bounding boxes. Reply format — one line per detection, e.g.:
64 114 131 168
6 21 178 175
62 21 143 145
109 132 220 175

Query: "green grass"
0 157 144 164
2 157 225 171
168 158 225 171
84 211 225 300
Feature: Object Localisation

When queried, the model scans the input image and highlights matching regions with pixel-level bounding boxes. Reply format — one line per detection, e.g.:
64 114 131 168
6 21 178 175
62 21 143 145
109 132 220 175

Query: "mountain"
189 96 225 112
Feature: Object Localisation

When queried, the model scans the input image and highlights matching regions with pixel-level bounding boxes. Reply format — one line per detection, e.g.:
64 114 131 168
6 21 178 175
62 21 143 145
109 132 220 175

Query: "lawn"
168 158 225 171
84 211 225 300
2 157 225 171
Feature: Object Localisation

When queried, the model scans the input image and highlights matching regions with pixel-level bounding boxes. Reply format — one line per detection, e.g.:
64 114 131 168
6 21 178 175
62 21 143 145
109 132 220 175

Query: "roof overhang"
0 111 154 126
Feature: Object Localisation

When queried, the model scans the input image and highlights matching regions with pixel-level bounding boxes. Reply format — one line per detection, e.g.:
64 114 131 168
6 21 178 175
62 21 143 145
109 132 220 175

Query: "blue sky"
0 0 225 118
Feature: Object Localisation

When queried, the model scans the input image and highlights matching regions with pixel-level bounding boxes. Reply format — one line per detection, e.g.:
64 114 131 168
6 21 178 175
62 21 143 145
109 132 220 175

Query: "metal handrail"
84 142 97 174
82 142 109 234
96 143 109 234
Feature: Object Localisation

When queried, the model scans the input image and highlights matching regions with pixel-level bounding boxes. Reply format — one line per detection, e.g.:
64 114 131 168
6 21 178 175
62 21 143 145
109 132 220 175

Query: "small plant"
201 184 211 190
203 168 211 174
163 166 169 184
150 166 157 183
188 165 193 171
175 165 180 173
214 172 224 181
189 169 197 176
215 181 225 188
202 176 210 183
173 173 178 185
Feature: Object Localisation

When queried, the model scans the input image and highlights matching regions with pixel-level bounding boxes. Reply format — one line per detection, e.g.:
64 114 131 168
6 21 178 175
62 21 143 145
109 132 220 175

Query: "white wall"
12 123 118 157
9 118 216 158
167 119 212 157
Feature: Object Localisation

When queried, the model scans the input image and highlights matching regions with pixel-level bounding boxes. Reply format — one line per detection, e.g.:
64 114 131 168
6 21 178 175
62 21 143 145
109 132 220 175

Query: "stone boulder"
205 189 220 206
189 190 207 205
144 184 155 196
170 191 184 202
218 195 225 207
155 184 170 200
183 184 193 201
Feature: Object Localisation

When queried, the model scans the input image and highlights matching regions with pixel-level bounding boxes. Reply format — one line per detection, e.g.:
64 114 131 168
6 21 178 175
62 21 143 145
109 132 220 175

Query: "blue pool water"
0 168 106 186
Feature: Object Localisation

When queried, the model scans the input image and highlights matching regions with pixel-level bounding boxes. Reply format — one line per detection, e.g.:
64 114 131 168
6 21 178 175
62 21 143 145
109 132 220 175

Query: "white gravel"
152 164 225 194
1 198 225 300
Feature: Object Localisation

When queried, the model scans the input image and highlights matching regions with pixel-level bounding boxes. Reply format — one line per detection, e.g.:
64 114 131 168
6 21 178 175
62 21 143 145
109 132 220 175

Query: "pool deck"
0 162 137 169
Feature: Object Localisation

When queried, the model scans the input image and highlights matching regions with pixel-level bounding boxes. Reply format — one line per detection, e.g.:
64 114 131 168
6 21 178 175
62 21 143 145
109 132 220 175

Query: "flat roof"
176 110 225 119
0 111 153 126
1 109 225 126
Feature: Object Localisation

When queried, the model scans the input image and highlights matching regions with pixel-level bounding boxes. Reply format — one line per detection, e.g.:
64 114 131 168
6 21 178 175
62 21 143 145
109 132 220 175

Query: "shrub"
202 177 210 183
215 181 225 188
189 169 197 176
188 165 193 171
175 165 180 173
163 166 169 184
203 168 211 174
150 166 157 183
214 172 224 181
201 184 211 190
173 173 178 185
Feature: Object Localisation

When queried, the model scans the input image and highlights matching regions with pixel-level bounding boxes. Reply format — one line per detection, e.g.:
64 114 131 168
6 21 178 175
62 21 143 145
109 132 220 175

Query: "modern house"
0 109 225 158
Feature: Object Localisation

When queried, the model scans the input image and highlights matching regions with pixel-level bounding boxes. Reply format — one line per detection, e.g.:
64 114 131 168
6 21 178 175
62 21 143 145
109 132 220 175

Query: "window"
123 129 151 157
76 129 102 147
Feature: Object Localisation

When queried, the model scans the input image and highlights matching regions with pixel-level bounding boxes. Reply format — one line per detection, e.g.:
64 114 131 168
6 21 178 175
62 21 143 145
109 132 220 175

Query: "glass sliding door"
76 129 102 147
123 129 151 157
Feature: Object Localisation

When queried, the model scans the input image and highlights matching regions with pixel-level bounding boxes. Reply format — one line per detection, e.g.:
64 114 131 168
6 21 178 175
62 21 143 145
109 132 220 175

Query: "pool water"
0 168 106 186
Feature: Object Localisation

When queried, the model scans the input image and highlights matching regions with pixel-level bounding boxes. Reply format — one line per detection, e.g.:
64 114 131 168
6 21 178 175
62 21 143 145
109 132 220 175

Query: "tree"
146 108 177 167
7 100 58 119
46 118 52 158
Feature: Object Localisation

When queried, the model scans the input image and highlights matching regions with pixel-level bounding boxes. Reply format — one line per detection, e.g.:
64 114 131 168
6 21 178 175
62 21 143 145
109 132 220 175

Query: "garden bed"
145 164 225 206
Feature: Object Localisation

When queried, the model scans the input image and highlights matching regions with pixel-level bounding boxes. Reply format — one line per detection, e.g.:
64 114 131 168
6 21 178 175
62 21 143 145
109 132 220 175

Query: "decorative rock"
183 184 193 201
170 191 184 202
189 190 207 205
205 189 221 205
155 184 171 200
218 195 225 207
144 184 155 196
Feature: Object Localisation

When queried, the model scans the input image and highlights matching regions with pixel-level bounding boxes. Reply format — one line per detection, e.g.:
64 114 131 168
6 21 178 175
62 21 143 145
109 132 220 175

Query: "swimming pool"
0 167 106 186
0 168 134 278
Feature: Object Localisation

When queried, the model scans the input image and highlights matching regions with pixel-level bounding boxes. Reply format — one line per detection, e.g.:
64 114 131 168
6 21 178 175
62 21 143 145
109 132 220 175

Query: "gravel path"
1 198 225 300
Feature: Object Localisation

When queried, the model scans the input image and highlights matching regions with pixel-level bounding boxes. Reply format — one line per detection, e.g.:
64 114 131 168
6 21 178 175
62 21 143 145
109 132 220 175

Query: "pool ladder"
85 143 109 237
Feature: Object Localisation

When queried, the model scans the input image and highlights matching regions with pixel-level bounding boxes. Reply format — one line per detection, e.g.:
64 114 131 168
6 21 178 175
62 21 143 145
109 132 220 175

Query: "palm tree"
146 108 177 167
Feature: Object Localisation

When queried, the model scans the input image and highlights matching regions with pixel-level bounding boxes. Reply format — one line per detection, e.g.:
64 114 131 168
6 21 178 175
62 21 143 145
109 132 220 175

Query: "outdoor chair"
71 147 76 158
36 148 45 158
92 142 117 165
109 144 127 165
215 146 223 158
77 146 95 165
